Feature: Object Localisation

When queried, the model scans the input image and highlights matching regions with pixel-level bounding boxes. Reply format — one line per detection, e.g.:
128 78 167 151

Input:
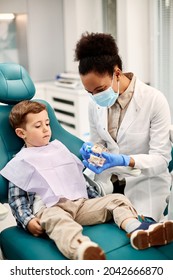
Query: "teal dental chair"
0 63 173 260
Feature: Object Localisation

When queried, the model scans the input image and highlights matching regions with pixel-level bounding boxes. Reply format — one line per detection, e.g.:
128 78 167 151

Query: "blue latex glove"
83 152 130 174
80 142 94 160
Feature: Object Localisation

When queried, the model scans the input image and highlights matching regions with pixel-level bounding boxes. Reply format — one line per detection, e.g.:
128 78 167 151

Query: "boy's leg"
36 204 105 260
74 194 173 250
75 193 138 227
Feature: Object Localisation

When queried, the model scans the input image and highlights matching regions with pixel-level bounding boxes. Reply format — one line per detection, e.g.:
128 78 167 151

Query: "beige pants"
36 193 138 259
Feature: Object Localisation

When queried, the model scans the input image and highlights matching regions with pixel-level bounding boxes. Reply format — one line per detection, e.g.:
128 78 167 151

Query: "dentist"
74 32 172 222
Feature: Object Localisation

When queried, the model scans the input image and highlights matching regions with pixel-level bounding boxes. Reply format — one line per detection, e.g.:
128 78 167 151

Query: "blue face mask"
91 78 119 108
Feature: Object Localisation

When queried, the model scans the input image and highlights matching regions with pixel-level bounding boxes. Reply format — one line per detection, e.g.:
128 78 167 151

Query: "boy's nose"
43 125 49 132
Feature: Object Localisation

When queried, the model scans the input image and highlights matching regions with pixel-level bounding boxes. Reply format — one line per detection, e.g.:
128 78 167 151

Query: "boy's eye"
35 125 41 128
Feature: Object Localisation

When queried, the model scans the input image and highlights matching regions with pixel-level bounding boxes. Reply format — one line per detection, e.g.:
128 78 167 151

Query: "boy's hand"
27 217 44 236
80 142 94 160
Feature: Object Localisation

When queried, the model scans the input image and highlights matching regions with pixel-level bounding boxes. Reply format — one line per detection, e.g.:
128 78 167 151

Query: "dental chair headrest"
0 63 35 105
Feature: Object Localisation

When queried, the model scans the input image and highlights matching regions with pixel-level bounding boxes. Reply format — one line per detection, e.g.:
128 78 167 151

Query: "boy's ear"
15 128 26 139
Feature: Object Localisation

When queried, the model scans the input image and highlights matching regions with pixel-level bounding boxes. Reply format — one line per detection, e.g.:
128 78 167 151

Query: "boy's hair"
9 100 47 129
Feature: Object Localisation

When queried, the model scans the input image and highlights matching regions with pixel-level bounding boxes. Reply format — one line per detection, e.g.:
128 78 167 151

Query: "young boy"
1 100 173 260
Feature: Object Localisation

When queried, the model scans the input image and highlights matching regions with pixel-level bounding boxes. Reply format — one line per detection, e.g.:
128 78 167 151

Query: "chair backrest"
0 63 83 203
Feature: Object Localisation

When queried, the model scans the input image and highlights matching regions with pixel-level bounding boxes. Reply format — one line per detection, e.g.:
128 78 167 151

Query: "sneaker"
130 220 173 250
77 241 106 260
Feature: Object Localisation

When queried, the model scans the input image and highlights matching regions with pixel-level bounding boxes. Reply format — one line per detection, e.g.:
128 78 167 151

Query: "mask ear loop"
115 68 121 94
111 72 120 95
117 80 120 95
111 73 115 88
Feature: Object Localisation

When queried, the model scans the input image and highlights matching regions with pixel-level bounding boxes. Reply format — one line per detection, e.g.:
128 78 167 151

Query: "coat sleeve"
131 92 172 176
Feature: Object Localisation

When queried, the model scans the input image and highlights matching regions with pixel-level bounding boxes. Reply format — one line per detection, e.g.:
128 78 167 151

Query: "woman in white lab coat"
74 32 172 222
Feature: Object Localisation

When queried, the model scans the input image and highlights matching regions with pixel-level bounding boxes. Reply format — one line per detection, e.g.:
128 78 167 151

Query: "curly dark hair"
74 32 123 76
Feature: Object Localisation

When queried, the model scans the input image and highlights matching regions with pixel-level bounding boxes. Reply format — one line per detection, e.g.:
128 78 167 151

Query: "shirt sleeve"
8 181 36 230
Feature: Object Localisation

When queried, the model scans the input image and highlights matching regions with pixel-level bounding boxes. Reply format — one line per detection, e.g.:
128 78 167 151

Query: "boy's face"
16 110 52 147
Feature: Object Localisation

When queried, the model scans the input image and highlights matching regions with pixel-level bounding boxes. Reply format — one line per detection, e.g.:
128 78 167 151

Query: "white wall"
0 0 150 83
63 0 104 72
0 0 65 82
0 0 27 13
27 0 65 82
117 0 150 83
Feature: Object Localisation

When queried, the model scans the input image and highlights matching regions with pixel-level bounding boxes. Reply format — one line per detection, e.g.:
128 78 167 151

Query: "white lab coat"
88 78 172 221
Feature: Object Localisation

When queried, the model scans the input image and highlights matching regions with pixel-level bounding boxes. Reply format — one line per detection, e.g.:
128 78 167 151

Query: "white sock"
125 219 141 233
